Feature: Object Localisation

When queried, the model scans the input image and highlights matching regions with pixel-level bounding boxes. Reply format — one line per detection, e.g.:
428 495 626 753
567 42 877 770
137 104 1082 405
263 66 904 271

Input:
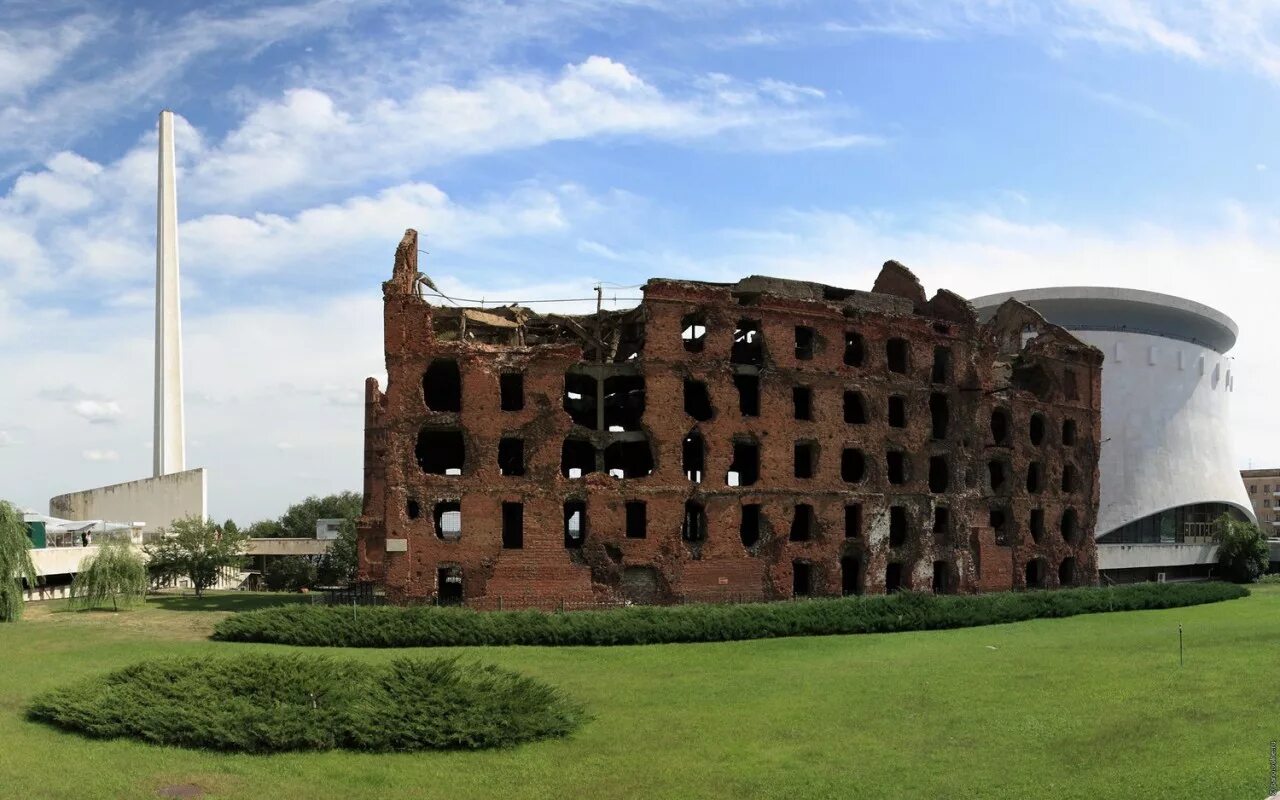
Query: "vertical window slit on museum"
888 395 907 428
728 440 760 486
845 503 862 538
792 561 813 597
931 346 951 384
844 330 865 366
794 441 816 479
887 451 908 485
886 338 909 374
929 393 948 439
681 500 707 542
793 386 813 420
841 555 861 595
684 379 713 421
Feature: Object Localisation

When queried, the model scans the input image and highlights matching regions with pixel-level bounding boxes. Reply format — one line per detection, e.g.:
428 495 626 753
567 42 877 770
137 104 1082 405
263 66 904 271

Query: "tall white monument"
153 110 185 477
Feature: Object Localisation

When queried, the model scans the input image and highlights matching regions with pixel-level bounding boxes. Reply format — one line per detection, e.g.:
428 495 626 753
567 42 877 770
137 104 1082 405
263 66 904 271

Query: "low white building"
970 287 1252 582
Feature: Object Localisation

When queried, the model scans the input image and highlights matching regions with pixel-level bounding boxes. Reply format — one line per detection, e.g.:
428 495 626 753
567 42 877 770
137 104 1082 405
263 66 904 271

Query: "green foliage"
245 492 362 586
27 653 584 753
1256 573 1280 584
276 492 362 539
221 519 240 536
263 556 317 592
1212 513 1269 583
145 516 250 597
71 539 148 611
0 500 38 622
213 581 1248 648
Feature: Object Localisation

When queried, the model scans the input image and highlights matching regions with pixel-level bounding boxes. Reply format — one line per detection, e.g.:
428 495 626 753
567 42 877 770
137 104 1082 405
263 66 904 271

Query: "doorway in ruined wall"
437 565 463 606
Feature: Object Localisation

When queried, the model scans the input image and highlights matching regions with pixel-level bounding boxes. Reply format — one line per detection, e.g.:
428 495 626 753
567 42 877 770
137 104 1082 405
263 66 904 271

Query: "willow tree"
0 500 38 622
71 539 148 611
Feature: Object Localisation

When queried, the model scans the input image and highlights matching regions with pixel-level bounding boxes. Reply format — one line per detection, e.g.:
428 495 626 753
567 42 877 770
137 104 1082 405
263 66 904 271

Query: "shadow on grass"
147 593 309 613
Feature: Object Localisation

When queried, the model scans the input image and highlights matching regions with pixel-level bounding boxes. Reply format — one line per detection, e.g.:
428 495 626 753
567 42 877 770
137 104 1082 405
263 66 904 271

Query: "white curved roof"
969 286 1239 354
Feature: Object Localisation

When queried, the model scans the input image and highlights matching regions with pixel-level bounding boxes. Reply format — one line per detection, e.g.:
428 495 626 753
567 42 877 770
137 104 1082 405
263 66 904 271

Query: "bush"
1212 513 1269 583
264 556 318 592
28 653 584 753
212 581 1249 649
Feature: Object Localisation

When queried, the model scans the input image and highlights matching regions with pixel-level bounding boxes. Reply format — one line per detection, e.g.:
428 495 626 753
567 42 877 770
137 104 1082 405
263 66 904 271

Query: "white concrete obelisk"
153 110 186 477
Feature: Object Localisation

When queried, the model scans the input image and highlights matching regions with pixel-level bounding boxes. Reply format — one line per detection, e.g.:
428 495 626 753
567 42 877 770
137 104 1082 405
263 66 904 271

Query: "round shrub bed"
27 653 584 752
211 581 1249 649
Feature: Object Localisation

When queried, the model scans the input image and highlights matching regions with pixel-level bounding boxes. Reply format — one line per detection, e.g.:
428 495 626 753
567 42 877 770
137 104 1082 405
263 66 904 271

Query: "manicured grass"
1 588 1278 799
212 582 1248 647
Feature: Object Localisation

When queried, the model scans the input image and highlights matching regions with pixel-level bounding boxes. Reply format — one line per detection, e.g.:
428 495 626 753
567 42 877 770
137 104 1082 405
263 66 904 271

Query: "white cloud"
0 431 15 447
0 15 98 98
189 57 875 205
73 400 124 424
82 449 119 462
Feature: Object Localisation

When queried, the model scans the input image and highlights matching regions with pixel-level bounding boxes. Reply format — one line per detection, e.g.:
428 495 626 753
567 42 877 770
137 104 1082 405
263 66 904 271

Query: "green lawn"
3 587 1279 800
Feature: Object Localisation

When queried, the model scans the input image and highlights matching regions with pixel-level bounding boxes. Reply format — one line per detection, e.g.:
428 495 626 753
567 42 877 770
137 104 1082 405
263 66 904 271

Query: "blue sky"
1 0 1277 522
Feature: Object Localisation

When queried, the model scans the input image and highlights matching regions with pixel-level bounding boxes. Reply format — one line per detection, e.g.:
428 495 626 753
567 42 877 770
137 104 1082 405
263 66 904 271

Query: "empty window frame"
931 347 952 384
1061 508 1080 544
792 561 813 597
845 503 862 538
989 506 1011 545
684 379 713 421
886 338 910 374
733 373 760 416
793 386 813 421
603 375 645 431
1062 463 1079 493
887 395 907 428
499 373 524 411
1029 412 1047 446
889 506 907 548
605 439 654 479
681 501 707 542
563 372 597 428
789 504 815 542
423 359 461 412
844 331 865 366
885 562 905 594
416 428 465 475
844 391 868 424
988 458 1009 492
1063 369 1080 400
841 556 861 596
564 501 586 548
683 432 706 483
1029 508 1045 543
731 319 763 365
1062 418 1078 446
933 506 950 538
728 440 760 486
1059 557 1077 586
434 501 462 540
794 326 815 360
406 498 421 520
740 504 762 548
841 448 866 484
561 438 596 479
1025 558 1047 589
625 501 647 539
681 312 707 353
501 502 523 549
990 408 1011 445
887 451 909 485
794 441 817 479
928 456 949 493
1026 461 1043 494
932 560 952 594
929 393 948 440
498 437 525 476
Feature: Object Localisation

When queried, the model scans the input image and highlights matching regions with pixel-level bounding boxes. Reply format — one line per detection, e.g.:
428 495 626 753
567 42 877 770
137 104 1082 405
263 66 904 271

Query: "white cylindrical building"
971 287 1252 582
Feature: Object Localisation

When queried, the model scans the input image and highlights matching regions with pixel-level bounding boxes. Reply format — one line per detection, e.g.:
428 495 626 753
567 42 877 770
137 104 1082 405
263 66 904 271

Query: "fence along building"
357 230 1103 607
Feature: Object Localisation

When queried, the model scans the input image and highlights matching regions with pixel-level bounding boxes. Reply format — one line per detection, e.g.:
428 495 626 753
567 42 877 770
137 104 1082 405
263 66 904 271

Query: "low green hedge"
211 582 1249 648
28 653 584 752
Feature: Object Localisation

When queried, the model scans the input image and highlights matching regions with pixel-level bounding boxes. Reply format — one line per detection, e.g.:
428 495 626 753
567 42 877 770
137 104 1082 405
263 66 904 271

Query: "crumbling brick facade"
358 229 1103 607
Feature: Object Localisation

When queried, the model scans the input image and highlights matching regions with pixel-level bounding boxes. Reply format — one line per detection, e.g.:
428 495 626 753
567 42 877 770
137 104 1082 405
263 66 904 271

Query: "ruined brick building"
357 229 1103 607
